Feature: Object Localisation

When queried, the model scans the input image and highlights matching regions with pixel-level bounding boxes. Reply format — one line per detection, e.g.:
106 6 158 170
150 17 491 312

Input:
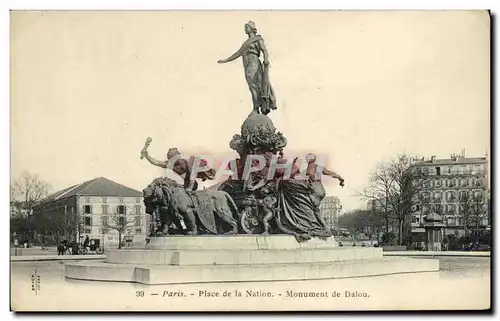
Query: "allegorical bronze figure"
218 21 277 115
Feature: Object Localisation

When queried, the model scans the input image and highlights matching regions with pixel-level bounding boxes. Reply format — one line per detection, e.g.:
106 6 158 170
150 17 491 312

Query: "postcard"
10 10 491 311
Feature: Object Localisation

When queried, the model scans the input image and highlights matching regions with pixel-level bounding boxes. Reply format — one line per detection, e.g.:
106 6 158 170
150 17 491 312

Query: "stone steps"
64 236 439 285
65 257 439 285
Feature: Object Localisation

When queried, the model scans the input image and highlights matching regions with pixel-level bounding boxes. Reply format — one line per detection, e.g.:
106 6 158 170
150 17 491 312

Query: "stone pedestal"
146 234 338 250
65 235 439 285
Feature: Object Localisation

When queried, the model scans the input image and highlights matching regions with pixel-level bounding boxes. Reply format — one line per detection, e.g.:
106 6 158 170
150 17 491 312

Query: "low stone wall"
383 251 490 257
10 254 105 262
382 246 407 252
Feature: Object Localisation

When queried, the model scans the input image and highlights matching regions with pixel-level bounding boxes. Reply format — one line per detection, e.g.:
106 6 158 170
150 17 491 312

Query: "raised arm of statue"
217 46 244 64
217 34 263 64
143 152 167 169
322 167 345 187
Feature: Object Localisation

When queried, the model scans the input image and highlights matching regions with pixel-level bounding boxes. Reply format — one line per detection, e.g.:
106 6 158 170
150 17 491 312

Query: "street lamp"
101 227 106 249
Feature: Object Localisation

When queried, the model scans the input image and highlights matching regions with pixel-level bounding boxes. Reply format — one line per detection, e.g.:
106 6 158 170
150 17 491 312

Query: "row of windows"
82 215 142 226
321 212 339 218
420 190 485 202
83 204 142 215
81 228 143 236
421 177 484 188
319 204 341 209
418 164 485 176
415 203 487 214
412 216 466 225
412 216 489 226
82 197 142 204
41 198 143 215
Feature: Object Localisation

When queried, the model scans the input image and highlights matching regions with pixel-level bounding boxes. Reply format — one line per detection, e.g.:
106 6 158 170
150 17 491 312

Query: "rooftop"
412 156 487 166
322 195 340 202
38 177 142 204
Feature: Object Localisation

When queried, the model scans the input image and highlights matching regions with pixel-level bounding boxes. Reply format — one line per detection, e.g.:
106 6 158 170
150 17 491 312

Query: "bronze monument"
141 21 344 241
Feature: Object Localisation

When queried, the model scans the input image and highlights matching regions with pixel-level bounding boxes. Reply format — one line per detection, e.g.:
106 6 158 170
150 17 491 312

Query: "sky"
10 10 490 212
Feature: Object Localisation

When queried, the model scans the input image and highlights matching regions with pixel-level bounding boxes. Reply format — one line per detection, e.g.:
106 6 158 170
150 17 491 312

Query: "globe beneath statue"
241 113 276 134
229 113 287 158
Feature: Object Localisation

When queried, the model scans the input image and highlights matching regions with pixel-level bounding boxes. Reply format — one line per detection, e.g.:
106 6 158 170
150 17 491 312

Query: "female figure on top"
218 21 277 115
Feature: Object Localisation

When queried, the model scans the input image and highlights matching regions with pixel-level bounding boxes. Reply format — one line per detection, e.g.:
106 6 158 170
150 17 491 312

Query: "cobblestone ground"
10 257 490 311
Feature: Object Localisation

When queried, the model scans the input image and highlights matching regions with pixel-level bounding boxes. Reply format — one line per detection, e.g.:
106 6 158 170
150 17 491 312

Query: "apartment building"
410 151 489 237
319 196 342 233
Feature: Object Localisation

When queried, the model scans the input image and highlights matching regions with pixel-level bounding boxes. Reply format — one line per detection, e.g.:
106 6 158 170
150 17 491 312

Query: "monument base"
64 235 439 285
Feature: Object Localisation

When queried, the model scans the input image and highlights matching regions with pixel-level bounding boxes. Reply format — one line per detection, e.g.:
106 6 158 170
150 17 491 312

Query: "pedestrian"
57 241 65 255
71 241 79 255
83 236 90 249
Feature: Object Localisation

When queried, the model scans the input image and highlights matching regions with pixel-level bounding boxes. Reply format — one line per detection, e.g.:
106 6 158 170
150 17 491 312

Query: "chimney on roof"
431 155 436 163
461 148 466 158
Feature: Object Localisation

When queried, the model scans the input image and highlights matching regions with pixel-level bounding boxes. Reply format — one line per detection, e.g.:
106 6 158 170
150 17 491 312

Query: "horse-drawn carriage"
57 239 104 255
81 239 104 255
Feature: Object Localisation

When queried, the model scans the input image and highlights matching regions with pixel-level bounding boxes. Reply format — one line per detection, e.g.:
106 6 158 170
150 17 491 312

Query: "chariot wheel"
80 247 88 255
239 210 263 234
95 247 104 255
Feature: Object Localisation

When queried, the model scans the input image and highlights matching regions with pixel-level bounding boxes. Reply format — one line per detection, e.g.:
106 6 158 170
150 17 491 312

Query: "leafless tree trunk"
103 205 137 249
360 154 426 246
358 162 395 237
459 192 487 242
11 172 51 244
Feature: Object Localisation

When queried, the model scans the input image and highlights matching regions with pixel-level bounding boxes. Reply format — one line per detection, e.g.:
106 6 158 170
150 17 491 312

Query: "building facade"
33 177 148 248
410 152 489 237
319 196 342 233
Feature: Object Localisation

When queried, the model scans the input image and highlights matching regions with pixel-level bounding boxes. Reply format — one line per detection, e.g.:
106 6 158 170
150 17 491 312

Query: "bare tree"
387 155 427 245
11 172 51 216
102 205 137 249
10 172 51 242
360 154 426 245
459 192 488 240
358 162 395 236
